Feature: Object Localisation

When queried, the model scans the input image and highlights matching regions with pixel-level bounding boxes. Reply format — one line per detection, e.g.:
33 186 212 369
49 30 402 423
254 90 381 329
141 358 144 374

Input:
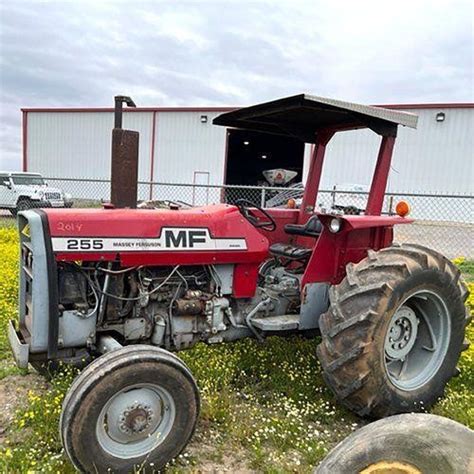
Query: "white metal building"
22 102 473 194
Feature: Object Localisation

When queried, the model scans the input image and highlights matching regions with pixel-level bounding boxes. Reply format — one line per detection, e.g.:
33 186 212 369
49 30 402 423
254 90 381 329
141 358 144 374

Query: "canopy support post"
298 131 334 224
366 135 396 215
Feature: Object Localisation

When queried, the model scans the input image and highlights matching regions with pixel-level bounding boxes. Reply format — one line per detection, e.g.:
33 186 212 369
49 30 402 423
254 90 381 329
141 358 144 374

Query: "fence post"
260 188 266 208
388 196 394 215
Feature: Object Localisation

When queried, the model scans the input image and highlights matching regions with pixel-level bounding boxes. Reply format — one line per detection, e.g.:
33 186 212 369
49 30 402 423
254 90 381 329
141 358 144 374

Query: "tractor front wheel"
317 243 470 418
60 345 200 473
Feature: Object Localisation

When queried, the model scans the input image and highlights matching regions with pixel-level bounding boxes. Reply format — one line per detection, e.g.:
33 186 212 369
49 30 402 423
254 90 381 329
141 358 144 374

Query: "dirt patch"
194 453 253 473
0 373 48 444
187 441 252 472
183 427 252 472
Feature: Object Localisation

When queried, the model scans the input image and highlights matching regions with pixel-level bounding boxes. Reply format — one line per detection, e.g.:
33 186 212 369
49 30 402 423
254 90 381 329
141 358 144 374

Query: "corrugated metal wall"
26 106 473 194
318 108 473 194
27 111 154 180
153 111 227 184
26 110 227 185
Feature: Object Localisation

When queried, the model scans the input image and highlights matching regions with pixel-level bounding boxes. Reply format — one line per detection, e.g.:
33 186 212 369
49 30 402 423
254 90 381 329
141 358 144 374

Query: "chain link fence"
1 177 472 258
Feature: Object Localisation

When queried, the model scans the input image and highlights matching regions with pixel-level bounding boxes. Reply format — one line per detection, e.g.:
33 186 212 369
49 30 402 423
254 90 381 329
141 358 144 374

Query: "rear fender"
301 214 413 287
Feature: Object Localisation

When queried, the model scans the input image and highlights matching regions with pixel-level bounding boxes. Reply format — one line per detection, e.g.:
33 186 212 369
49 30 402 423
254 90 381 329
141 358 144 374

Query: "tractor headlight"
329 217 342 233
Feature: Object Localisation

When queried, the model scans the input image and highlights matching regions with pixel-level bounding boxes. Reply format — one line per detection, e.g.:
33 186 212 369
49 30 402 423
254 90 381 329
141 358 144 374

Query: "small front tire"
60 345 200 473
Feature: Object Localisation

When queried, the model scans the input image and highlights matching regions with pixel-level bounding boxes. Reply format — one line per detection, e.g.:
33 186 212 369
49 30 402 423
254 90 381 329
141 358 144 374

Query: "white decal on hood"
51 227 247 252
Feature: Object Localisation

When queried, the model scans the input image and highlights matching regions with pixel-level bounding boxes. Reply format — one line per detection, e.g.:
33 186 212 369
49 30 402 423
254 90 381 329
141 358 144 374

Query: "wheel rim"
384 290 451 391
96 383 176 459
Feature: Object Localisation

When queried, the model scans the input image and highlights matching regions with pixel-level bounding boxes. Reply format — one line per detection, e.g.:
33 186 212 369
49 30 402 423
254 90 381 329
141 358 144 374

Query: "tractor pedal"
251 314 300 331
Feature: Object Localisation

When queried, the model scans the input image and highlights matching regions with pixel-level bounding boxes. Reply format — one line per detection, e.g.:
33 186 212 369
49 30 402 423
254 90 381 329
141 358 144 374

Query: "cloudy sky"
0 0 472 170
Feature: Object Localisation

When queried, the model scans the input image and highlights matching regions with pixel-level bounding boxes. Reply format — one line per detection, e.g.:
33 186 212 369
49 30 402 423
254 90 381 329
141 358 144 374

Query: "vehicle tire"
15 198 33 215
60 344 200 473
316 413 474 474
343 206 361 215
317 243 470 418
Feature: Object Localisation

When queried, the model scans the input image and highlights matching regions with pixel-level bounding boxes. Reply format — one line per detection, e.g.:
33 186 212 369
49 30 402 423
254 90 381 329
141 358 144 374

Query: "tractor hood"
21 204 269 267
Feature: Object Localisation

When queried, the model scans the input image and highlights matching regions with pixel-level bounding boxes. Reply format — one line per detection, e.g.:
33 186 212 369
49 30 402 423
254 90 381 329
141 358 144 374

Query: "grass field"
0 225 472 472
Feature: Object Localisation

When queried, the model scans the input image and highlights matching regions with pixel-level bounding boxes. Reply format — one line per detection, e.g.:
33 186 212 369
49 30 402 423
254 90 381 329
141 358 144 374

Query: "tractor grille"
45 192 61 200
17 213 51 352
21 242 34 331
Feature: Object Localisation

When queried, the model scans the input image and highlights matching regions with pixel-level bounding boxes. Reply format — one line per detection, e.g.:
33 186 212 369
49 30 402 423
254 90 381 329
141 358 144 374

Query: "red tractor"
9 94 469 472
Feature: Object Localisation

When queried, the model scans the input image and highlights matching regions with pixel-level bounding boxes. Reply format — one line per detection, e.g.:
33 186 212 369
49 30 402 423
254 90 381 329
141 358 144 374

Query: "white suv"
0 172 73 215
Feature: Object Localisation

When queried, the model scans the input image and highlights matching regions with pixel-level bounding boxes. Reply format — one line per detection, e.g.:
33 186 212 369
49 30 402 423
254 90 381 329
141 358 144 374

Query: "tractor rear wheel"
316 413 474 474
317 243 470 418
60 345 200 473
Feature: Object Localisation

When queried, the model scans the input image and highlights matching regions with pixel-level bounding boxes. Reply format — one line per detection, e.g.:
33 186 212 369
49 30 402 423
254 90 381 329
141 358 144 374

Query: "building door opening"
224 129 305 205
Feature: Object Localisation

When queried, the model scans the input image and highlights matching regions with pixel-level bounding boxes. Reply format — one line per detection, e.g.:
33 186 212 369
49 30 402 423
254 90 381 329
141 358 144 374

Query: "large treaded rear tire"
317 243 470 418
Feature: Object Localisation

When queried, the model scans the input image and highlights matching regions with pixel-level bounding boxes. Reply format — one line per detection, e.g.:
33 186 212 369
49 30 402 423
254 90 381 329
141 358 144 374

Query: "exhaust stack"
110 95 139 208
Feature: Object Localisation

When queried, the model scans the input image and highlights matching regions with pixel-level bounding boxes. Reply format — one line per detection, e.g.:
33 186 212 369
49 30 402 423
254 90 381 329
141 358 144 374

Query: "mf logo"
164 229 208 248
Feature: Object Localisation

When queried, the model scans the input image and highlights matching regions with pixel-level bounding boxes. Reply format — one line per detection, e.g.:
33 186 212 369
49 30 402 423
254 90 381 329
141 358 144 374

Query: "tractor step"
252 314 300 331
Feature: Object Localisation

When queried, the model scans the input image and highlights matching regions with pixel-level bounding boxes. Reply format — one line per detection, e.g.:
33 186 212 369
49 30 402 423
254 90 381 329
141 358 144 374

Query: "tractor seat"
269 243 313 260
283 215 322 238
269 216 322 260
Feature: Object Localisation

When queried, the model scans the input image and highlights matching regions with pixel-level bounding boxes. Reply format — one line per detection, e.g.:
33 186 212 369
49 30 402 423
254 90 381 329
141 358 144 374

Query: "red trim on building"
20 103 473 113
219 130 231 203
19 102 474 172
20 107 237 113
378 103 474 110
22 111 28 171
149 111 157 199
222 130 230 185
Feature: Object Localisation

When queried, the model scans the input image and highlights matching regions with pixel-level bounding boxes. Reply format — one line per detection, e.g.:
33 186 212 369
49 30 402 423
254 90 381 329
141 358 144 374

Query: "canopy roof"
213 94 418 143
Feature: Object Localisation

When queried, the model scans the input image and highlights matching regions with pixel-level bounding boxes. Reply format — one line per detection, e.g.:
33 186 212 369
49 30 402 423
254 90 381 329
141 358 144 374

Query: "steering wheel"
235 199 277 232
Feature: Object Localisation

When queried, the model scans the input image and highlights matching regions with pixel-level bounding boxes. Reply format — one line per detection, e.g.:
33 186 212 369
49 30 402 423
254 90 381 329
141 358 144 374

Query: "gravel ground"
395 220 473 259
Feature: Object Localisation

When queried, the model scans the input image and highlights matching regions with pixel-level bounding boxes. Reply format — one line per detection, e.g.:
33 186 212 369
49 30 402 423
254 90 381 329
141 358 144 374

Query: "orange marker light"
287 198 296 209
395 200 410 217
